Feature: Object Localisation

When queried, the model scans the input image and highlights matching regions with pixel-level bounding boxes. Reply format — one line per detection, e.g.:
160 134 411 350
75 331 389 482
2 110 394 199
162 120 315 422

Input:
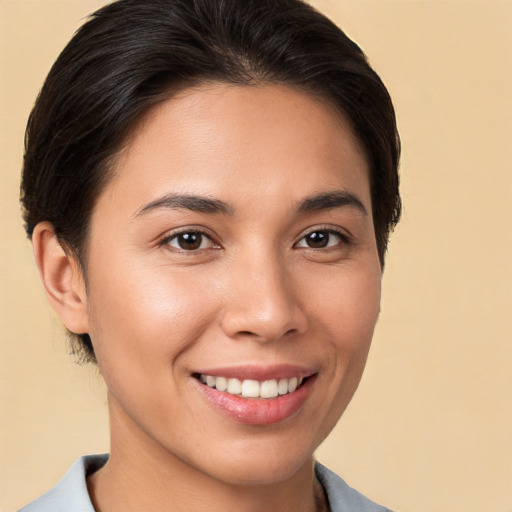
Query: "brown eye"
305 231 328 248
167 231 213 251
296 230 344 249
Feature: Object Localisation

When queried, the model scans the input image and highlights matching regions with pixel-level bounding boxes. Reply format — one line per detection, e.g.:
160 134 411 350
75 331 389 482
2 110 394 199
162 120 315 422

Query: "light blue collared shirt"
18 454 393 512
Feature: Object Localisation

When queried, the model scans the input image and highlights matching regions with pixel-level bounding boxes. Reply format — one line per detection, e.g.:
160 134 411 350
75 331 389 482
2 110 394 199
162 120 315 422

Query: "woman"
19 0 400 511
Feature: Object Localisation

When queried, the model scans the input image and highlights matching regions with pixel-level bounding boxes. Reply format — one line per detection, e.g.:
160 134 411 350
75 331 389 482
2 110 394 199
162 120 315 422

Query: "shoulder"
19 456 389 512
315 463 394 512
17 454 108 512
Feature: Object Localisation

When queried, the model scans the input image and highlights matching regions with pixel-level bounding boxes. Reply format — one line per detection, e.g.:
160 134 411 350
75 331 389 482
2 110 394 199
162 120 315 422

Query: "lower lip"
195 376 316 426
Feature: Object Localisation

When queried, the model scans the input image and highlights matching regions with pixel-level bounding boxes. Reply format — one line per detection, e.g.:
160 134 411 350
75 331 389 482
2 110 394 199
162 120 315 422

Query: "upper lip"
193 364 317 381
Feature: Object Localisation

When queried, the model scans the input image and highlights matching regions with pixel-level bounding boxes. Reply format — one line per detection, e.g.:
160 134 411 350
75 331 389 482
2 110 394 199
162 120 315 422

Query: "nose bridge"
220 245 307 342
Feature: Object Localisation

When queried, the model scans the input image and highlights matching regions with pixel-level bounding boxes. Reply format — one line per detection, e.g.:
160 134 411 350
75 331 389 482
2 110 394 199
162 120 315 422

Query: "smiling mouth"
194 373 308 399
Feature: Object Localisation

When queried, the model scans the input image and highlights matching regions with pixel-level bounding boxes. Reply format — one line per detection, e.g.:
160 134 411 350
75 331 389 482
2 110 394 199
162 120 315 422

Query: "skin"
34 83 382 512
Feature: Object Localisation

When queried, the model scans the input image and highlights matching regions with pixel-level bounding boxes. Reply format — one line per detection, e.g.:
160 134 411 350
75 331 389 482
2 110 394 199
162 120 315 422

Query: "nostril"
231 326 300 343
220 298 308 342
238 331 255 336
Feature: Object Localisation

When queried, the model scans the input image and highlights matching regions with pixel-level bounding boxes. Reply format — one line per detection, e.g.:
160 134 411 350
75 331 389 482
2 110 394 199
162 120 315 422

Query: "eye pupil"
306 231 329 248
178 232 202 250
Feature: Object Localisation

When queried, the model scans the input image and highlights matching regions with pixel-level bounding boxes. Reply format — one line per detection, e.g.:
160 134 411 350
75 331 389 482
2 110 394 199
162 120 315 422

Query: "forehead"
102 83 371 215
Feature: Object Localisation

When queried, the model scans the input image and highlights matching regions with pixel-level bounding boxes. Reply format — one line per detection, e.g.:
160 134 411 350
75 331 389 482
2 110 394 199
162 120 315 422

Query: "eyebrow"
296 190 368 216
135 189 367 218
135 193 235 217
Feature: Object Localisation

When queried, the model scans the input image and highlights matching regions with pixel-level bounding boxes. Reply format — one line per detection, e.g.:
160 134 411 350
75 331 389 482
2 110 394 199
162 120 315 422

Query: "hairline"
73 78 375 279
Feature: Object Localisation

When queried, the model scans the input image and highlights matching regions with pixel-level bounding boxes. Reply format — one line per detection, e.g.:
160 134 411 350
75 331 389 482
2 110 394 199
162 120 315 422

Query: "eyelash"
159 226 351 254
159 229 220 252
294 227 351 250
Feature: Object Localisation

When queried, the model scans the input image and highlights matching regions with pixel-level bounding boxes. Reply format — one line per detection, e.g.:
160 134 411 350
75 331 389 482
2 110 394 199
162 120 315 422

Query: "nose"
219 252 309 343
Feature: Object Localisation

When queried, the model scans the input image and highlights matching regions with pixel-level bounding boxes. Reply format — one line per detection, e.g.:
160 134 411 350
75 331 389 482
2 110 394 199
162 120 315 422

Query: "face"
82 83 381 485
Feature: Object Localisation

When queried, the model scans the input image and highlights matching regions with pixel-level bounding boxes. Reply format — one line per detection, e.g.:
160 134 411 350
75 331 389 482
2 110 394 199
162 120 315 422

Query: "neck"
87 395 322 512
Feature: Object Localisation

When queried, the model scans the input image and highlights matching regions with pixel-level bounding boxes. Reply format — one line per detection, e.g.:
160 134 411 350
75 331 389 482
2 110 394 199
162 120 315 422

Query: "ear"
32 222 89 334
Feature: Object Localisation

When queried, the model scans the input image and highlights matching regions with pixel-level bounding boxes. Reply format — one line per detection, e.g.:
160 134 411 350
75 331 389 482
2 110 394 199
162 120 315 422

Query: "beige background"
1 1 511 511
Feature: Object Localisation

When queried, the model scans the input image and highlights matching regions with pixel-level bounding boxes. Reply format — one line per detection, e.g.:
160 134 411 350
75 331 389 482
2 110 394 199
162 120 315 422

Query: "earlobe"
32 222 89 335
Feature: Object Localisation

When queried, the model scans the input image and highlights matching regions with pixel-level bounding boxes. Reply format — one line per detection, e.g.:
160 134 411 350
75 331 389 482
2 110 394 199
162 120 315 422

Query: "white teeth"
200 374 306 398
227 378 242 395
278 378 289 395
215 376 227 392
260 379 278 398
241 379 260 398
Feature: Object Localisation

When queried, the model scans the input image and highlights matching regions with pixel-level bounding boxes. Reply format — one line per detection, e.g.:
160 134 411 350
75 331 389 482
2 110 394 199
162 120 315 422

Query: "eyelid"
158 226 221 251
293 225 351 248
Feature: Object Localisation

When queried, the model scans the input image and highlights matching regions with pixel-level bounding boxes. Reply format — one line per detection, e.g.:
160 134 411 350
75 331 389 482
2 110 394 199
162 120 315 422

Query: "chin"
188 427 322 487
205 451 314 487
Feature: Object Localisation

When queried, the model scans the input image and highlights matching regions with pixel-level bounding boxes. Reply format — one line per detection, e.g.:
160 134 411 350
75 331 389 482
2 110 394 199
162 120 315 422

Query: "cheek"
314 262 381 391
306 262 381 347
339 271 380 372
84 262 219 383
341 273 381 349
327 268 381 401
